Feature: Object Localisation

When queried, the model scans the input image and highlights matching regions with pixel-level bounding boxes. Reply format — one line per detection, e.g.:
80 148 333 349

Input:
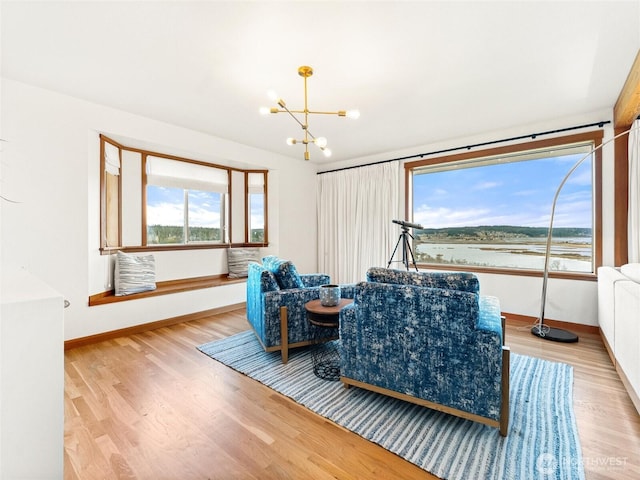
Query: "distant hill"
415 225 591 239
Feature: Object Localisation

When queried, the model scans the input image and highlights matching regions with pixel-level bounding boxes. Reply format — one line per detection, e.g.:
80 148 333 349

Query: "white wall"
319 111 617 327
1 78 618 335
0 79 318 340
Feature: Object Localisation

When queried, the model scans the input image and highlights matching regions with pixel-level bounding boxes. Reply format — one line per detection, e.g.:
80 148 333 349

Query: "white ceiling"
2 1 639 164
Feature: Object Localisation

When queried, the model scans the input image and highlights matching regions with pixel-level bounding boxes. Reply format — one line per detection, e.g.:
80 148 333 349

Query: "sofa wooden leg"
280 306 289 364
500 346 510 436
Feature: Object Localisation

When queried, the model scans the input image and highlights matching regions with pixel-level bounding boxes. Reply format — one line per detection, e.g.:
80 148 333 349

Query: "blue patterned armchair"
340 267 510 436
247 256 355 363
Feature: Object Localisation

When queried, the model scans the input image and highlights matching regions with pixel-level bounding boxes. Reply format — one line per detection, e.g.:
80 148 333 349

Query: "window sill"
88 274 246 306
99 243 269 255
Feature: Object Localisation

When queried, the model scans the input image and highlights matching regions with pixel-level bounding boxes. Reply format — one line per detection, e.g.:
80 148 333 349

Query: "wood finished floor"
64 310 640 479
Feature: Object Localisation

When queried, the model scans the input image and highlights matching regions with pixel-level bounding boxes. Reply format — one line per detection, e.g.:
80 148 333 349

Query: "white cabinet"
1 270 64 479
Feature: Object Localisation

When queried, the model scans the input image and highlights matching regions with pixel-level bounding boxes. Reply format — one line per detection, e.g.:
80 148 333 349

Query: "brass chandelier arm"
277 103 307 130
270 109 349 116
308 110 350 116
276 95 322 143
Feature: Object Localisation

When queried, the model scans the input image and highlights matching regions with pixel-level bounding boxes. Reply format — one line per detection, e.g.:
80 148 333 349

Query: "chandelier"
260 65 360 161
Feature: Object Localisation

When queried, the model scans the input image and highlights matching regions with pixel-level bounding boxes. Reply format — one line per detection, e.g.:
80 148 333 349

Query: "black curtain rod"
317 120 611 175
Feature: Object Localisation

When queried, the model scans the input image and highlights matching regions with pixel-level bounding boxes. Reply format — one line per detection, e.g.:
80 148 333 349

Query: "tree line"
147 225 264 244
415 225 591 239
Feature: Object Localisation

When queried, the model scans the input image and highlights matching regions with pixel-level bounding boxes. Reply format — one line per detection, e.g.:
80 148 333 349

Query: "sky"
146 187 220 228
146 153 592 232
412 153 593 230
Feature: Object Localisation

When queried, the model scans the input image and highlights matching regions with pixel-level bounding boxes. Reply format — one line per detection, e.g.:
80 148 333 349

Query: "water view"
411 227 592 273
415 239 591 272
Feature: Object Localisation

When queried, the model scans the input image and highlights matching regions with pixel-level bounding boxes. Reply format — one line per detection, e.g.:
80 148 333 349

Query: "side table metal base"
304 299 353 382
311 340 340 381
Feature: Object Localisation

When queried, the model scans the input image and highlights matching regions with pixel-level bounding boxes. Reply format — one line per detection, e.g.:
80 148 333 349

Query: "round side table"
304 298 352 381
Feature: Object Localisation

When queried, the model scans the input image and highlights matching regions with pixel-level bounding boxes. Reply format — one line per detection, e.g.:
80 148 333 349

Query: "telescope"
388 220 422 271
392 219 424 230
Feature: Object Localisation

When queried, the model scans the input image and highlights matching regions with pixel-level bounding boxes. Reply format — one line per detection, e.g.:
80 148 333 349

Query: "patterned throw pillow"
261 255 281 272
227 248 261 278
261 256 305 290
114 251 157 296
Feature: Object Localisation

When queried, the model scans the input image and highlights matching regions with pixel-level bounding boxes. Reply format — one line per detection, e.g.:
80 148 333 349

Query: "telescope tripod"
387 226 418 271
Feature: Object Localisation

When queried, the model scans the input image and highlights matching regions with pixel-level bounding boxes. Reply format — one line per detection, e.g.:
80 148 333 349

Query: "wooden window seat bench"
68 275 246 351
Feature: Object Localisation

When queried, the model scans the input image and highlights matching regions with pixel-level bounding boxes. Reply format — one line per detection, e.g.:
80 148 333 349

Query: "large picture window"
405 131 603 275
99 135 268 252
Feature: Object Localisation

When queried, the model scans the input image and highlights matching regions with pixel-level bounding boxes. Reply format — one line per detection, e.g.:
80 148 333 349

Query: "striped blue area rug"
198 331 585 480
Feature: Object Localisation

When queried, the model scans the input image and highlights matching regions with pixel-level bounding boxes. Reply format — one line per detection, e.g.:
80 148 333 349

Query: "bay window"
99 135 268 252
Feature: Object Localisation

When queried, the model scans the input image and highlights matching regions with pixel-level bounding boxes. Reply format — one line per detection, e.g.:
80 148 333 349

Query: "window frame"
245 170 268 245
99 134 269 253
403 130 604 279
100 136 122 250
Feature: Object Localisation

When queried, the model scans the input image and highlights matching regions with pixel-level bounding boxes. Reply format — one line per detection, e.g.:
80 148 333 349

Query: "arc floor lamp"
533 124 639 342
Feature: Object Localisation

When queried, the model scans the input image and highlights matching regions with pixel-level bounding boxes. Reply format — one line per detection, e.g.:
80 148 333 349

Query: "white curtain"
104 142 121 176
629 119 640 263
317 162 399 283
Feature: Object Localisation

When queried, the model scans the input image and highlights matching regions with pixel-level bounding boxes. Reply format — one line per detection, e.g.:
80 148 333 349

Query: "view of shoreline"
411 226 592 271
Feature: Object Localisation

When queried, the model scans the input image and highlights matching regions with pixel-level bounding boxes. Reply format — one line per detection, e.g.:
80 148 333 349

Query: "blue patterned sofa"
247 256 355 363
340 267 510 436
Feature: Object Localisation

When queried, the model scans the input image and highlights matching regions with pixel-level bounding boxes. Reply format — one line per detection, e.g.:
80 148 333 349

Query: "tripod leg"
401 233 409 271
387 234 404 268
403 233 419 271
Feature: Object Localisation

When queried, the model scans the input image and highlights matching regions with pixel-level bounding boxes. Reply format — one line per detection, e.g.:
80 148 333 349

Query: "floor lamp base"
531 325 579 343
